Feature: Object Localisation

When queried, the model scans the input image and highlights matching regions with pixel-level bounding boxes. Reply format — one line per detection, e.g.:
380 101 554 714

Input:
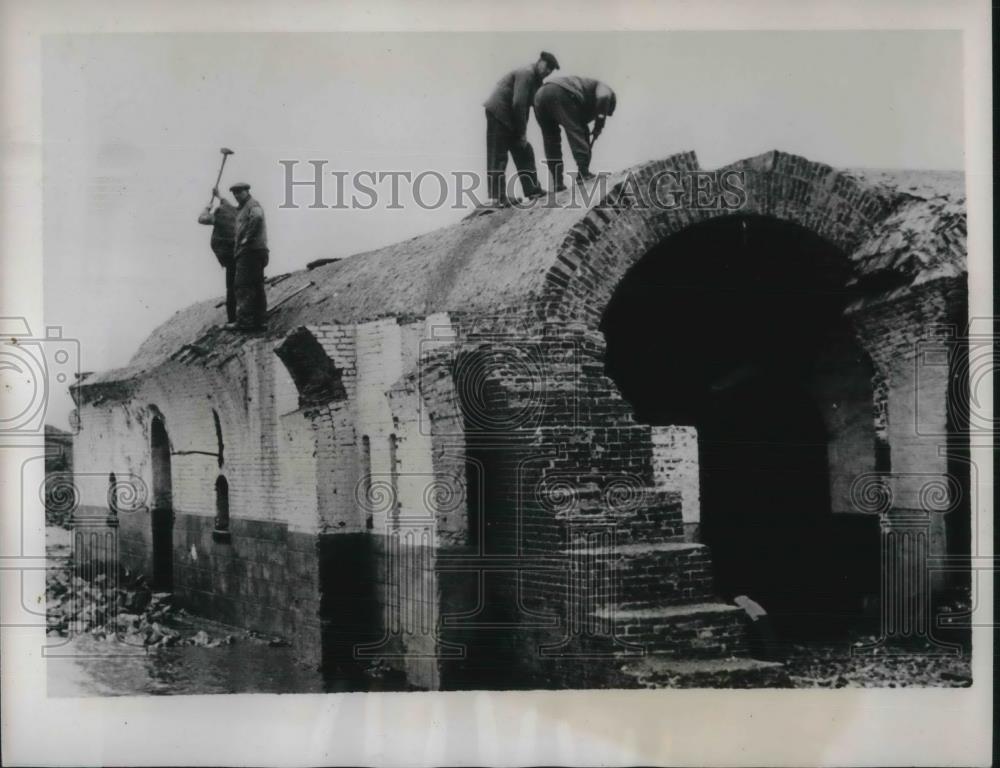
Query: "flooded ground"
47 632 324 696
45 526 327 696
46 527 972 695
45 527 405 695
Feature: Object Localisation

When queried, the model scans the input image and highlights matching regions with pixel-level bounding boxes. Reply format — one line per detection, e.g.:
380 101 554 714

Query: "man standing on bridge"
533 76 617 191
229 182 269 331
483 51 560 206
198 189 238 323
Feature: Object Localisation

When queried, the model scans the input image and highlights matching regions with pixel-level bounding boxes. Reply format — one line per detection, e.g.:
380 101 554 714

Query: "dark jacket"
483 64 543 137
198 200 237 266
547 76 617 123
234 196 268 258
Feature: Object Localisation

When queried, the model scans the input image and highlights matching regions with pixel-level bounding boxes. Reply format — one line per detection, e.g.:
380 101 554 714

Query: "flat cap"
540 51 560 70
229 182 251 192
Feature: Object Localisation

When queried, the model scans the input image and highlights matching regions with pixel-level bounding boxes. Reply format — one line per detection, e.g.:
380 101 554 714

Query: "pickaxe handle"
208 151 233 207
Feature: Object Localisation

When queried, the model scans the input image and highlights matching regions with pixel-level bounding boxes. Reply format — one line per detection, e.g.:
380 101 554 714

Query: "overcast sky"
42 30 963 428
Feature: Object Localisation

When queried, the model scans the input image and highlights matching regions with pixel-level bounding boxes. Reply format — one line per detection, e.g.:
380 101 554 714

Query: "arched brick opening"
149 414 173 590
540 151 891 328
528 152 897 641
600 213 881 636
274 326 347 407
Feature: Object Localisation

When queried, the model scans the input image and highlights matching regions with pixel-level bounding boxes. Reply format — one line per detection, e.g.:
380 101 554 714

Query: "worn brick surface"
71 152 967 689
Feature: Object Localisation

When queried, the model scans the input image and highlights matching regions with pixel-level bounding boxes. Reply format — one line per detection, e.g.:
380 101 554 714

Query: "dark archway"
214 475 230 533
601 214 877 638
150 415 174 590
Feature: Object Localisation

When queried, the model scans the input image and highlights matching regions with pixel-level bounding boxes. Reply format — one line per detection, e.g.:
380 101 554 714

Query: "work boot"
546 161 567 193
575 170 596 185
520 174 543 200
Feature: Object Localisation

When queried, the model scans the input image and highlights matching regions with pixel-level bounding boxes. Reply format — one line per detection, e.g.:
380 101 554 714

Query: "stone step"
620 656 790 688
592 602 749 658
563 541 716 609
552 485 686 543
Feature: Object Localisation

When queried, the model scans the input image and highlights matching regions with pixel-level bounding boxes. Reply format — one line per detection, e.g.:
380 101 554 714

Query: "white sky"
42 30 963 428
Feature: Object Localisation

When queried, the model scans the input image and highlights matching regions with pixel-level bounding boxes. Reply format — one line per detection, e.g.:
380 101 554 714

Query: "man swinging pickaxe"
197 148 238 322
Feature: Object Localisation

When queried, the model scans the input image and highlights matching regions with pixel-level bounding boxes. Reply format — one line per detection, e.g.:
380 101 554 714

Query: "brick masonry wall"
849 278 967 539
302 324 360 532
524 150 967 570
651 426 700 539
528 151 965 531
538 152 890 327
426 312 702 685
70 152 966 688
173 513 324 662
807 328 879 515
72 338 334 663
353 318 404 533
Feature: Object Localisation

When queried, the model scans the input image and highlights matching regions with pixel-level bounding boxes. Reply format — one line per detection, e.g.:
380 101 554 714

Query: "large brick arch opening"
600 214 879 636
527 156 899 641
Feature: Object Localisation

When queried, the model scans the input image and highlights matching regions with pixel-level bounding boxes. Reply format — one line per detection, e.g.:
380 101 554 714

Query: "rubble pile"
46 564 237 648
784 640 972 688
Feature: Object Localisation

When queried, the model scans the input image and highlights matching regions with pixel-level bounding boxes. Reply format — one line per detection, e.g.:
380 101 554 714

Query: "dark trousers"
224 261 236 322
211 245 238 322
534 84 592 178
485 110 541 200
234 249 268 328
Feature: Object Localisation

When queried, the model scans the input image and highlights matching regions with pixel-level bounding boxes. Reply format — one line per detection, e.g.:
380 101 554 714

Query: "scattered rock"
46 557 243 651
783 634 972 688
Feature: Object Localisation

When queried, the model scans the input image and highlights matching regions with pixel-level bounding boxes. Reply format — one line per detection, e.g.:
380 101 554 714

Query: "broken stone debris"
46 561 286 649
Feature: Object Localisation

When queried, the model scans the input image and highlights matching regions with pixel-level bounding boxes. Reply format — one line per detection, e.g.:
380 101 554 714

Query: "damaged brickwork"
70 151 968 689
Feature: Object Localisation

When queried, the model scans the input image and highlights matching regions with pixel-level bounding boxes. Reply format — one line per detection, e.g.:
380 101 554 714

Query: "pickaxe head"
220 147 234 156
